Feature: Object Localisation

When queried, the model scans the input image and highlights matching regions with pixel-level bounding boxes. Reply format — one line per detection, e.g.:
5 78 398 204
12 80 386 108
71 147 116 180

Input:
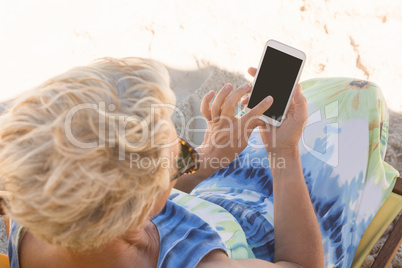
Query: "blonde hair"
0 57 176 250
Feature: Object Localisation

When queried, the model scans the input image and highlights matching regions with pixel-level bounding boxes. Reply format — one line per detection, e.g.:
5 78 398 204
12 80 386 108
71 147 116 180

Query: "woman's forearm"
269 148 323 268
174 148 219 193
173 171 207 193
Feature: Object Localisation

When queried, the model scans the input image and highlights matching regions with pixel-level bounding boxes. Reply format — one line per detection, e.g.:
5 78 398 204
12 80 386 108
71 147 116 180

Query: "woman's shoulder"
151 195 227 268
8 221 61 268
8 219 25 268
151 189 254 267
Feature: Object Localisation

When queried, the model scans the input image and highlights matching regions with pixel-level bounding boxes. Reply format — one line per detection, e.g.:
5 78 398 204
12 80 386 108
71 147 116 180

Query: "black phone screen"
248 46 303 121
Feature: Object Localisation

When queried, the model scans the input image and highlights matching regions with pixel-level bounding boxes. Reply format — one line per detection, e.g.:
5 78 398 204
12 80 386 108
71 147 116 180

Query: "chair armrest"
371 213 402 268
392 177 402 195
371 176 402 268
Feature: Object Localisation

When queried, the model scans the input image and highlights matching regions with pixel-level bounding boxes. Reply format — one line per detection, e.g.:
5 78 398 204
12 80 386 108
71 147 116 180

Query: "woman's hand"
175 81 273 192
196 82 273 177
247 67 308 153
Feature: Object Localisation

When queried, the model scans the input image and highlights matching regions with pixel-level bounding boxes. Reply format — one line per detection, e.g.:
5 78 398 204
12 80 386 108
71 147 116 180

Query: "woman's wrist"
267 146 300 171
268 146 299 158
194 146 221 179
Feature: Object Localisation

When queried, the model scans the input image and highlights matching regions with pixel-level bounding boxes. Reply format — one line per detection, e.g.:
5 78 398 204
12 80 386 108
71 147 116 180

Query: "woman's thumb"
293 84 306 105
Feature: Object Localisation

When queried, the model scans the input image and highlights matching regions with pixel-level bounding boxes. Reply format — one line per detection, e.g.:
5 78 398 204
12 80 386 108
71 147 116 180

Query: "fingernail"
240 83 250 89
208 90 214 96
265 96 273 103
224 83 232 90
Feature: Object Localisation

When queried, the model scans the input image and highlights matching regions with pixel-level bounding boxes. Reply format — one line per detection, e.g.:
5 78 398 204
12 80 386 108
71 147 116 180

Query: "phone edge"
246 39 306 127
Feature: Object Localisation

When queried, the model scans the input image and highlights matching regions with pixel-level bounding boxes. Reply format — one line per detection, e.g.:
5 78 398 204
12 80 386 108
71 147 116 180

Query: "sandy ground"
0 0 401 266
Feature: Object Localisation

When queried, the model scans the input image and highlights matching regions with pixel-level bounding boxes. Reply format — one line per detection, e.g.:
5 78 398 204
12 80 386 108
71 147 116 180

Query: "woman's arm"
269 148 323 267
199 68 323 268
256 70 323 267
173 148 220 193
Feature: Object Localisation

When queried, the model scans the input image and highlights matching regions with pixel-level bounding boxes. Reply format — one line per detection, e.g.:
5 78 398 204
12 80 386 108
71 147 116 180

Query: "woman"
0 56 334 268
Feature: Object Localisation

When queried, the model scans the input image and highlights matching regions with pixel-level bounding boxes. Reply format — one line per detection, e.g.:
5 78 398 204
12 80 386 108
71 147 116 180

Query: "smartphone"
246 40 306 126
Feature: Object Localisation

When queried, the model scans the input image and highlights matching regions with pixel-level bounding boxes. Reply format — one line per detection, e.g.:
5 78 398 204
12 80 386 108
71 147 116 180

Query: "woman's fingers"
211 83 233 120
221 83 251 115
292 84 307 114
241 95 249 105
242 117 266 143
246 118 265 130
293 84 308 123
243 96 273 122
293 84 304 103
248 67 257 77
200 90 215 121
